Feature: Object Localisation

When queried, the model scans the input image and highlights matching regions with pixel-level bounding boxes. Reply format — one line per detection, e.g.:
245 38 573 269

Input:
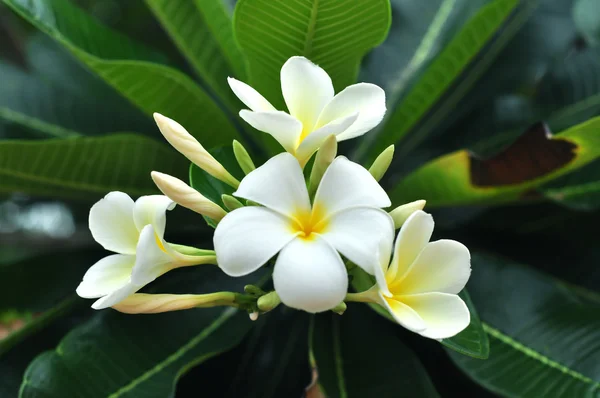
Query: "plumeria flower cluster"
76 56 472 340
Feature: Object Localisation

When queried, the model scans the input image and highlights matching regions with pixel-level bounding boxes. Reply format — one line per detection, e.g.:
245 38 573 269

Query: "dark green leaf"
145 0 245 107
184 307 311 398
20 267 257 398
0 134 188 199
311 304 439 398
3 0 240 147
450 253 600 397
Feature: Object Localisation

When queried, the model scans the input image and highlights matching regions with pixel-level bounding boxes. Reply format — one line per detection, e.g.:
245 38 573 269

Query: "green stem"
344 287 380 304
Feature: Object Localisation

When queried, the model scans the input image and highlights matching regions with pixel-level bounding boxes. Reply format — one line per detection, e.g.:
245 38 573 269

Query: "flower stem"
344 287 380 304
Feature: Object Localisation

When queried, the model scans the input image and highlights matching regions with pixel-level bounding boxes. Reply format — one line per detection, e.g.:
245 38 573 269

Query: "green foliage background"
1 0 600 396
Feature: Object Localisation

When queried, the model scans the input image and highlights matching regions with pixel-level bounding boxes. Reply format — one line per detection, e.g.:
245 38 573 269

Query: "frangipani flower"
214 153 394 313
76 192 216 309
374 210 471 339
228 56 386 166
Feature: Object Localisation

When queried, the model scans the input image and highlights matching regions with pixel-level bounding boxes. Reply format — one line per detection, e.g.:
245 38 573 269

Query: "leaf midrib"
108 308 237 397
483 322 600 389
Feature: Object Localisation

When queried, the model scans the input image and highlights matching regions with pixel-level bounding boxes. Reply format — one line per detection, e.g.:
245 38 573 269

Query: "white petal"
214 207 298 277
273 237 347 313
320 207 394 275
91 283 141 310
397 240 471 295
401 293 470 339
295 113 358 166
387 210 434 282
313 156 391 216
89 192 138 254
239 110 302 153
131 224 175 286
234 152 310 217
281 56 334 131
76 254 134 298
227 77 276 112
380 294 426 333
133 195 175 238
315 83 386 140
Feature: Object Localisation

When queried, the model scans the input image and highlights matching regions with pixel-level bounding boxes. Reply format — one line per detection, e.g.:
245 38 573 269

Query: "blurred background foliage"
1 0 600 397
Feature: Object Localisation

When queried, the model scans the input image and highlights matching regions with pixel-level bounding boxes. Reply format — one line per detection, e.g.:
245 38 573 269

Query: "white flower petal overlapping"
214 153 394 313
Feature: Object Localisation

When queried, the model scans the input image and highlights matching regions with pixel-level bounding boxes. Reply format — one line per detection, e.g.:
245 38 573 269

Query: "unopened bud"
257 291 281 313
153 113 239 188
369 145 394 181
389 200 426 229
308 135 337 197
222 194 244 211
331 302 347 315
249 312 259 321
244 284 266 296
113 294 208 314
232 140 256 175
151 171 227 221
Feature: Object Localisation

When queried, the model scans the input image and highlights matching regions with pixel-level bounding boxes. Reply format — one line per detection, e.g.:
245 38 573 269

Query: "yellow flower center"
154 233 168 253
289 203 328 240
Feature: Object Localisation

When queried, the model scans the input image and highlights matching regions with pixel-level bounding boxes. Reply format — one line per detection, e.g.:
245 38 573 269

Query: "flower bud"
331 301 347 315
232 140 256 175
308 135 337 197
389 200 426 229
153 113 239 188
257 291 281 313
112 294 209 314
369 145 394 181
151 171 227 221
221 194 244 211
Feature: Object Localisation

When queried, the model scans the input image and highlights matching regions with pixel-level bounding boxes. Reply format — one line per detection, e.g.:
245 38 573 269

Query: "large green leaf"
0 58 150 139
0 134 188 199
3 0 239 147
145 0 245 108
350 267 489 359
366 0 528 160
184 307 311 397
20 267 256 398
450 253 600 397
233 0 391 107
390 117 600 207
311 304 439 397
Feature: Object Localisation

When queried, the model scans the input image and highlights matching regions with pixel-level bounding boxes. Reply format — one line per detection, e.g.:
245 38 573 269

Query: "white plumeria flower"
214 153 394 313
77 192 214 309
374 210 471 339
228 56 386 166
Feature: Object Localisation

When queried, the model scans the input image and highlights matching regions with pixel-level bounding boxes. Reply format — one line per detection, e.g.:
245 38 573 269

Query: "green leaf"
20 267 256 398
188 308 311 397
3 0 240 147
366 0 528 160
0 134 188 199
0 58 150 139
540 159 600 210
311 304 439 398
391 117 600 207
449 253 600 397
350 267 488 359
233 0 391 106
145 0 245 107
